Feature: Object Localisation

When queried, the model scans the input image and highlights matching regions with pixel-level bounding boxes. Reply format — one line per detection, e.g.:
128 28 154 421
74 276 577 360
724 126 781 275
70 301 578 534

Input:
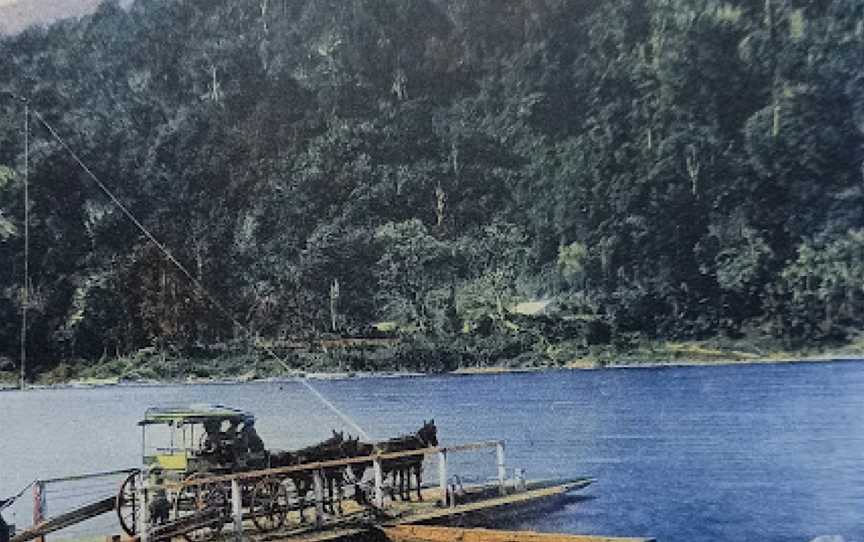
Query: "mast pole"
20 101 28 391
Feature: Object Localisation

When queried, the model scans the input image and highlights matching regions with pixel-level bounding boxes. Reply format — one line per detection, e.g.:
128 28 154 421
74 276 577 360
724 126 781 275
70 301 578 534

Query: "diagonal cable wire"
31 108 242 337
28 106 372 441
298 379 370 439
1 480 35 511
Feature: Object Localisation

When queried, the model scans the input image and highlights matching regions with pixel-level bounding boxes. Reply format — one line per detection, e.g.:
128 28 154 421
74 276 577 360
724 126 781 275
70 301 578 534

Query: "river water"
2 361 864 542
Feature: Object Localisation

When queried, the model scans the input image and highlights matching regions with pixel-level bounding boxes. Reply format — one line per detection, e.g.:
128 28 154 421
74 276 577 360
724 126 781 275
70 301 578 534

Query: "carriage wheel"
116 471 140 536
173 475 228 542
173 473 202 521
194 484 229 542
250 477 287 532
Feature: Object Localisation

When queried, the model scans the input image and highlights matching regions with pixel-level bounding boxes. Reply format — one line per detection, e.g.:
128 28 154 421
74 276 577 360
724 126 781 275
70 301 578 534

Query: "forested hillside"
1 0 863 378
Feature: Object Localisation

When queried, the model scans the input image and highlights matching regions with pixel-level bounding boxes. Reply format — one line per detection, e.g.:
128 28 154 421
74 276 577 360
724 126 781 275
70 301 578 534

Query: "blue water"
3 361 864 542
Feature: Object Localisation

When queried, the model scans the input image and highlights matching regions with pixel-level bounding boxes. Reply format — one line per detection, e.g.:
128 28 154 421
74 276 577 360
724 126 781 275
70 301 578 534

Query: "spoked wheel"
250 477 287 532
173 474 229 542
116 471 141 536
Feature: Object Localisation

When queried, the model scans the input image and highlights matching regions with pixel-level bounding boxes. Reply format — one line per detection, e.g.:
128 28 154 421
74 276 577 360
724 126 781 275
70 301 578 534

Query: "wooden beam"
164 441 504 489
38 469 138 485
381 525 655 542
388 480 593 526
11 497 115 542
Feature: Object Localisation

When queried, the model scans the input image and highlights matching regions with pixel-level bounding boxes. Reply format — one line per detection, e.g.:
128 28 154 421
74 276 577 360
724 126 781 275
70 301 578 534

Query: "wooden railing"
163 440 504 489
8 468 139 542
138 440 508 542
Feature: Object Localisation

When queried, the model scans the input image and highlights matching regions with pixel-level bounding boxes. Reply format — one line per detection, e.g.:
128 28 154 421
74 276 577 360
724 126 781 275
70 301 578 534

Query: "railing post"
372 456 384 509
231 479 243 542
496 441 506 496
437 450 448 506
32 481 46 542
515 468 526 492
313 470 325 525
136 472 148 542
449 476 458 509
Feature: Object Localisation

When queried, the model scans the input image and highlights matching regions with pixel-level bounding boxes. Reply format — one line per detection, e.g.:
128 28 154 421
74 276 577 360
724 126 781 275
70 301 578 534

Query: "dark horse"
269 430 359 520
372 420 438 502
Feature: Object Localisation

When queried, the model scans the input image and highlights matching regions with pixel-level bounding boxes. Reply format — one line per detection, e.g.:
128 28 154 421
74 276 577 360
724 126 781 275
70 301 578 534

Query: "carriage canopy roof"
138 404 254 426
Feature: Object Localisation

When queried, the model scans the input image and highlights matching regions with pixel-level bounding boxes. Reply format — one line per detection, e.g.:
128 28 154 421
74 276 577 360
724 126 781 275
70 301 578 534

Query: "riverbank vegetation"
4 330 864 388
1 0 863 383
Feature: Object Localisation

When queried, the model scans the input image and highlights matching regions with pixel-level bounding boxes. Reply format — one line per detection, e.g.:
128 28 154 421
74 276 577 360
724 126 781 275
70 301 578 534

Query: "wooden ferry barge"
8 448 651 542
5 406 654 542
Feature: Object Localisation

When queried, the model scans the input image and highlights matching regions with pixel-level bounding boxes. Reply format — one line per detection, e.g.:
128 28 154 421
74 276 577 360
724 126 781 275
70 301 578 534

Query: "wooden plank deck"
107 478 646 542
252 479 599 542
382 525 656 542
381 480 592 526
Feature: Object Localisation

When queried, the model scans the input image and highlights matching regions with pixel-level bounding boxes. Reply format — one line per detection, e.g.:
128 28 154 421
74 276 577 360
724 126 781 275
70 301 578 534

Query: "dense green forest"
0 0 863 380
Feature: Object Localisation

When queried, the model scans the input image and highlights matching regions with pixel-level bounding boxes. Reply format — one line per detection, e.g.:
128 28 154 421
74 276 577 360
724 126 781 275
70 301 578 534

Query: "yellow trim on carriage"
155 453 188 470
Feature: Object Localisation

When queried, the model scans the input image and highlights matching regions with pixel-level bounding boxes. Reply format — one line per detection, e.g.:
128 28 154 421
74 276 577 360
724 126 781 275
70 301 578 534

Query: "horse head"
417 419 438 447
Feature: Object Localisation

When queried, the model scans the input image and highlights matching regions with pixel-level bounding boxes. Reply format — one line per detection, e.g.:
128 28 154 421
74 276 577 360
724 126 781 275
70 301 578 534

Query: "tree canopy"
0 0 862 376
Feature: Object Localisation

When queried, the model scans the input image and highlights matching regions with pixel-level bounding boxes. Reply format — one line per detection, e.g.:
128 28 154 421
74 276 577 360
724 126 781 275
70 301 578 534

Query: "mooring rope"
23 104 372 441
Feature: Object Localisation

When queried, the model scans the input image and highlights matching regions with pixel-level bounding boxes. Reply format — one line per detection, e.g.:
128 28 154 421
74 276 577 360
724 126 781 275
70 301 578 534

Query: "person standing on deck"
147 469 170 526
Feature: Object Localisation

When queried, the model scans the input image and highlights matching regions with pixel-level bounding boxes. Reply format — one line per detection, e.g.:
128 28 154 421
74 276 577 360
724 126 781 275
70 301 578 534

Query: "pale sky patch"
0 0 132 35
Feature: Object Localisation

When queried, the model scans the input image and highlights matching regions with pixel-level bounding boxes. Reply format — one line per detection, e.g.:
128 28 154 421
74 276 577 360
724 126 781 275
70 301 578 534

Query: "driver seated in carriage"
200 419 222 457
240 419 267 467
226 419 267 469
199 418 244 468
200 421 228 465
199 417 268 469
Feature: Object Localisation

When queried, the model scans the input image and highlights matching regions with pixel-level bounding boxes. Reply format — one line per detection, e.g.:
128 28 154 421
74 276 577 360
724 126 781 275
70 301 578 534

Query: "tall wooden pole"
19 101 28 391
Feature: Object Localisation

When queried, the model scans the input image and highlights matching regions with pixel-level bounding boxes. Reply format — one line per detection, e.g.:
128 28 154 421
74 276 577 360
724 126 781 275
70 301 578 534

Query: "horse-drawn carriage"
115 405 268 539
115 404 438 541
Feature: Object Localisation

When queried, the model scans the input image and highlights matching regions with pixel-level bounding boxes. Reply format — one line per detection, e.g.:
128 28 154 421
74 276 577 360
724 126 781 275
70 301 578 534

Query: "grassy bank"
566 331 864 369
3 330 863 389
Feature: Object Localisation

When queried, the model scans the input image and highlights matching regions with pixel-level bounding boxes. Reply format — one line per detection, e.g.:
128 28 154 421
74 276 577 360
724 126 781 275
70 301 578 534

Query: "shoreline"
3 349 862 391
